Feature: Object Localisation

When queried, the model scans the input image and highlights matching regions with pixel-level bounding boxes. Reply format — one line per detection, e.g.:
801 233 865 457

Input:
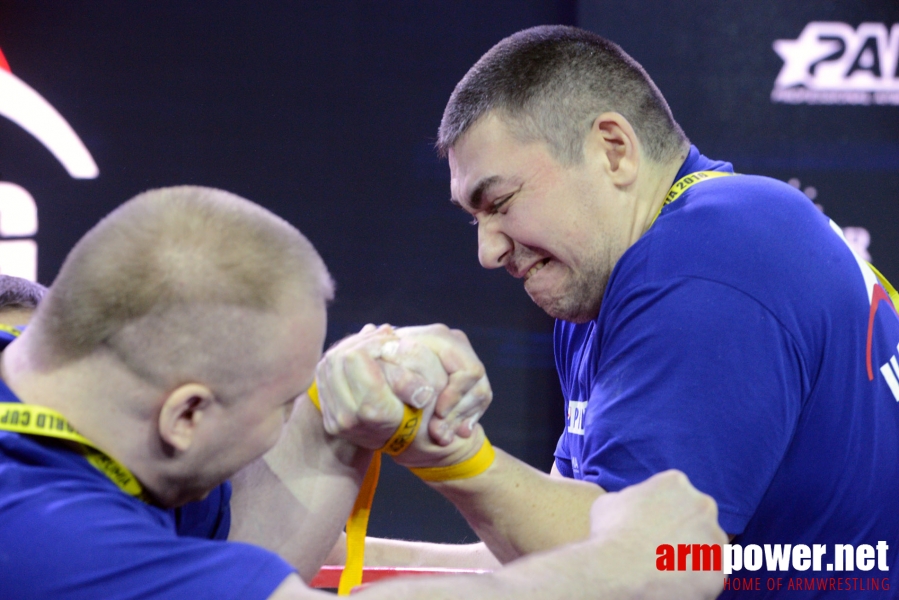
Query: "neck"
631 150 689 242
1 331 177 505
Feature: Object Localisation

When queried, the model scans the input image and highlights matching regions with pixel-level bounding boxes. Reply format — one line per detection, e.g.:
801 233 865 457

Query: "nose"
477 218 512 269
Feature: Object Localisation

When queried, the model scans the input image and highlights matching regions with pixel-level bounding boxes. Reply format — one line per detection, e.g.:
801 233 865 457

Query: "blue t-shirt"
554 147 899 596
0 335 294 599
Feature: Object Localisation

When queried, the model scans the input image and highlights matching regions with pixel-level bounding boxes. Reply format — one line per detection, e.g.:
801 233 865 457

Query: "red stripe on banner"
0 47 10 72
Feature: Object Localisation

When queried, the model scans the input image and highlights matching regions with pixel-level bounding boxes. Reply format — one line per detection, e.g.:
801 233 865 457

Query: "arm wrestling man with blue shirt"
0 185 726 599
318 26 899 598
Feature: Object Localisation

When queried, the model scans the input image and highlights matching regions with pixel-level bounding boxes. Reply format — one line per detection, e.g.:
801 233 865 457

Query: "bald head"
32 186 332 395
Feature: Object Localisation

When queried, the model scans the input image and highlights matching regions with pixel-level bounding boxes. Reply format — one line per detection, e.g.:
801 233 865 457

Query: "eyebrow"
451 175 503 212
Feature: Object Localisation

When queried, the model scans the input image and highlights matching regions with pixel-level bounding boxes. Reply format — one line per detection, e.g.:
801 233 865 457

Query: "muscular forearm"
272 470 725 600
230 397 373 581
325 532 501 570
428 448 603 563
351 538 673 600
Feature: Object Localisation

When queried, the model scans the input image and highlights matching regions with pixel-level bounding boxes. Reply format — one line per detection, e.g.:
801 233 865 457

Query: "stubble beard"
529 244 614 324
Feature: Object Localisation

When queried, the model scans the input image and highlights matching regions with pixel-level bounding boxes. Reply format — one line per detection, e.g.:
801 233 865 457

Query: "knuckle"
358 400 391 424
322 419 338 436
448 327 468 341
334 411 358 432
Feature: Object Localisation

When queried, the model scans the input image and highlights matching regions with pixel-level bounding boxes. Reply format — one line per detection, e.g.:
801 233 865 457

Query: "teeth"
525 259 548 280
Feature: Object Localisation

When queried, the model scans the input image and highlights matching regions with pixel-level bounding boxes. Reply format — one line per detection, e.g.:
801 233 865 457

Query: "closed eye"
490 192 515 213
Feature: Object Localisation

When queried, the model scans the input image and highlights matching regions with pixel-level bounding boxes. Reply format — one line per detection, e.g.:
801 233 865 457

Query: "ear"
586 112 640 187
158 383 216 452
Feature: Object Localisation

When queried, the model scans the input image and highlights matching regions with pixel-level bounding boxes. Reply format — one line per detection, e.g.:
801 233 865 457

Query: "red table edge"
310 565 493 588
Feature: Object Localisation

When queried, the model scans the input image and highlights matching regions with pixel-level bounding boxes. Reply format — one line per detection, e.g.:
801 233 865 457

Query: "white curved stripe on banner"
0 68 99 179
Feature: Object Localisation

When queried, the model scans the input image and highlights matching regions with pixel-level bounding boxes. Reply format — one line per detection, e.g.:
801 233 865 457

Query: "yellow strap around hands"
380 404 422 456
410 437 496 482
338 451 380 595
307 381 421 595
306 380 494 591
307 381 322 410
306 381 422 456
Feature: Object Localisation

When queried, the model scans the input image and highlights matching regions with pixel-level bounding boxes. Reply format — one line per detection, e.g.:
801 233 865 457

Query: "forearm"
428 448 603 563
230 397 373 582
353 540 651 600
325 532 501 569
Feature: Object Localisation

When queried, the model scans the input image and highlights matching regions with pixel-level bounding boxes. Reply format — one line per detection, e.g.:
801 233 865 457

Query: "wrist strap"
305 381 494 592
307 381 369 594
307 381 422 456
306 380 422 595
410 437 495 482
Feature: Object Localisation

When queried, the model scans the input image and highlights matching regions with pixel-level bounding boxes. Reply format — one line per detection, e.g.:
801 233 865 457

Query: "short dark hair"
0 275 46 311
438 25 688 164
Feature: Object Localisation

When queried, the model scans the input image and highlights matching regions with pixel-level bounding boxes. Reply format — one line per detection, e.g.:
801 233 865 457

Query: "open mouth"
524 258 550 281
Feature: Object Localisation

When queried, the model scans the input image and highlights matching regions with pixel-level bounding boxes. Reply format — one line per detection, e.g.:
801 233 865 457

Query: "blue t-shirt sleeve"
0 476 295 600
581 277 804 535
175 481 232 540
553 437 574 477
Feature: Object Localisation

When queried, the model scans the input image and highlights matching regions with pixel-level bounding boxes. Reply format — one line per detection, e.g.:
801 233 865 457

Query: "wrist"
293 395 373 476
393 425 487 470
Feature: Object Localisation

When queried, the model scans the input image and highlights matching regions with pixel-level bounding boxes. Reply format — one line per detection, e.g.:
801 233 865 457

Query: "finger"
380 361 436 409
392 326 488 441
435 366 491 419
429 374 491 443
379 338 448 408
316 354 356 435
316 331 397 435
343 351 402 447
449 374 491 434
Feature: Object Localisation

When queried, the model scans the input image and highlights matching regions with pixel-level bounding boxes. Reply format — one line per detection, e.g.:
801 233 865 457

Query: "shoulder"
175 481 233 539
0 432 174 531
0 438 292 599
610 173 853 317
649 173 823 269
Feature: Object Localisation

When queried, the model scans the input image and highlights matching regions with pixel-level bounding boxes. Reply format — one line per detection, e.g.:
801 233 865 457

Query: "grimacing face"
449 113 631 323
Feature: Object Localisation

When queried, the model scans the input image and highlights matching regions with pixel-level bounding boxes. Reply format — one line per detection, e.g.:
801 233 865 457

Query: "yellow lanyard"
0 402 150 501
648 170 735 229
0 323 150 503
655 171 899 309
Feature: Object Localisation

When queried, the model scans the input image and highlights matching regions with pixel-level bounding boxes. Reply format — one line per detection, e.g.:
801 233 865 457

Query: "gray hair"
0 275 47 311
438 25 688 164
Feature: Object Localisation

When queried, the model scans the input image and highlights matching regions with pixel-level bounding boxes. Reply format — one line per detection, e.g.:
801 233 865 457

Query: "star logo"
771 22 899 105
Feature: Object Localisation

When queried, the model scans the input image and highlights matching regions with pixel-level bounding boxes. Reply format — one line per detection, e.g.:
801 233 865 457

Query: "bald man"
0 186 724 599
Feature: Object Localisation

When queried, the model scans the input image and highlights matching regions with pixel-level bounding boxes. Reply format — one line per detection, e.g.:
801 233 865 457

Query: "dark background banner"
0 1 895 543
